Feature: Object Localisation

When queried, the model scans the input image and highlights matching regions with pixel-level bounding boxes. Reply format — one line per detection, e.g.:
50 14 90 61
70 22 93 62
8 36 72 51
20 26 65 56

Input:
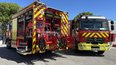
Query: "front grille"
86 38 105 42
91 46 99 48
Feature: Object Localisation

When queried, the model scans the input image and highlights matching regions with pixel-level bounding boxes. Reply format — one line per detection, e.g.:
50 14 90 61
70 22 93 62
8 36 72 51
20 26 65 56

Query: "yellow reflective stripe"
62 27 67 35
33 33 36 37
34 8 45 18
39 13 44 18
104 32 109 37
34 7 38 13
94 35 98 38
89 33 95 38
61 13 68 24
34 20 36 24
82 32 87 36
61 20 68 36
34 5 43 12
61 18 65 23
62 24 68 36
34 11 41 18
38 8 45 18
61 12 67 18
64 24 69 32
65 14 68 22
61 30 66 36
57 12 69 36
61 26 67 36
85 33 91 38
33 38 36 43
62 13 68 22
60 14 65 23
61 30 64 35
100 32 106 38
63 28 68 35
32 50 35 54
63 24 68 32
96 33 102 38
32 44 36 49
33 32 36 37
33 26 36 30
32 38 36 54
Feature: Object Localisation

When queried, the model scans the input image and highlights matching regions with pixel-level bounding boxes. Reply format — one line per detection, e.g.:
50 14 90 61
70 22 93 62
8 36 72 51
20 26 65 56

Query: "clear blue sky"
0 0 116 20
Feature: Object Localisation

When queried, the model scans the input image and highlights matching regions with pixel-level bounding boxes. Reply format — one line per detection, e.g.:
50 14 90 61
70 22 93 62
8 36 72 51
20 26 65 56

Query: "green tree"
0 2 21 34
74 12 93 22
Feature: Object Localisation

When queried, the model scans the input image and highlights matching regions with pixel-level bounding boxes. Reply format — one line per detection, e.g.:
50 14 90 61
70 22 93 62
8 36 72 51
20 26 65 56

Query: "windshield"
80 19 109 30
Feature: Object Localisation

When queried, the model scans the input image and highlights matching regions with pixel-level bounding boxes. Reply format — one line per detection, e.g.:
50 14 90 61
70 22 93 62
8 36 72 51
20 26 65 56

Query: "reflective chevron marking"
85 32 91 38
32 5 45 54
33 38 36 43
82 32 87 36
104 32 109 37
94 35 98 38
82 32 109 38
96 33 102 38
34 8 45 19
60 12 69 36
100 32 106 38
32 44 36 49
90 33 95 38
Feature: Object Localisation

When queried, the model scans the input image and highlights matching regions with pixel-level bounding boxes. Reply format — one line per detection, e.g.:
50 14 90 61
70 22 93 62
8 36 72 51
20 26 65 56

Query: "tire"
74 39 80 52
6 40 11 49
59 38 67 49
2 37 6 44
97 51 105 55
46 50 52 53
38 38 46 52
74 39 78 49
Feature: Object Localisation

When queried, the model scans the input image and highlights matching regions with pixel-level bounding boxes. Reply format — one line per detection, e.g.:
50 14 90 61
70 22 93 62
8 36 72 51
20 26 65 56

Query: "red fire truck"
5 2 73 55
70 16 114 55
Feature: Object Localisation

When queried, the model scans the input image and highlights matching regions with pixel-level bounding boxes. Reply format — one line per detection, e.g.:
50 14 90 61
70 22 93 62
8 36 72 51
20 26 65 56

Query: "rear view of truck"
5 1 73 55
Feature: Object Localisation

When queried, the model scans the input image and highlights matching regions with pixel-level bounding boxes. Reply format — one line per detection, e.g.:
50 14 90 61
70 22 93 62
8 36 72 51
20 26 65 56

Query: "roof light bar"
81 16 106 19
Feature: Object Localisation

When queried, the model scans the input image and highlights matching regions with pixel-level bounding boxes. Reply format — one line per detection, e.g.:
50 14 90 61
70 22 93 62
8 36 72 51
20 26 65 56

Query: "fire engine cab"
70 16 114 55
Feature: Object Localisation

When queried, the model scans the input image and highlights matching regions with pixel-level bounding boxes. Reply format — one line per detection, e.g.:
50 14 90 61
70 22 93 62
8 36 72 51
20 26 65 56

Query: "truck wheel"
46 50 52 53
60 38 67 49
38 38 46 52
97 51 104 55
6 41 11 49
74 39 80 52
74 39 78 49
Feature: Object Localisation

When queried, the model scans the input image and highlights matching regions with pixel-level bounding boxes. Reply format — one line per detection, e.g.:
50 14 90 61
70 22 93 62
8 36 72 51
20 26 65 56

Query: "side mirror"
71 20 74 29
110 20 114 30
111 21 114 24
74 28 79 32
111 25 114 30
76 28 79 32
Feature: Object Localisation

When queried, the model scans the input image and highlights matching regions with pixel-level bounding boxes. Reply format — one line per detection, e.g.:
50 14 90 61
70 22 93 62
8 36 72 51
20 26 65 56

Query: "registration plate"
92 48 99 52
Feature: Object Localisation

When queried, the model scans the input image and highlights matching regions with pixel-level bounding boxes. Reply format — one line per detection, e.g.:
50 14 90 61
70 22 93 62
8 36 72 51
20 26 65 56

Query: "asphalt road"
0 40 116 65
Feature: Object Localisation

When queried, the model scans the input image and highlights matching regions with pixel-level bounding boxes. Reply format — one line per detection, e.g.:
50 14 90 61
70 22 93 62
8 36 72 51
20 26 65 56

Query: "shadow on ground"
56 49 104 57
0 46 65 65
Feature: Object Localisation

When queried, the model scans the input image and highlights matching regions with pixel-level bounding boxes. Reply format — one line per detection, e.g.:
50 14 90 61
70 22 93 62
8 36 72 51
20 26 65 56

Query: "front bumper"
78 43 110 51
